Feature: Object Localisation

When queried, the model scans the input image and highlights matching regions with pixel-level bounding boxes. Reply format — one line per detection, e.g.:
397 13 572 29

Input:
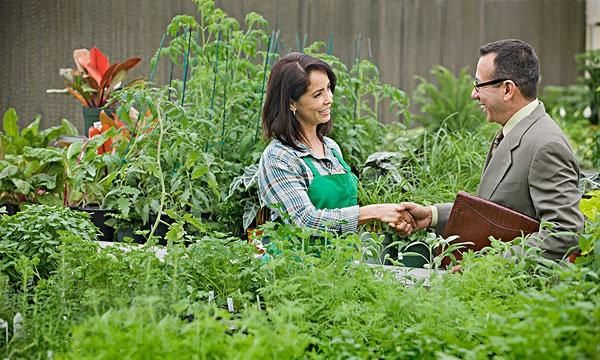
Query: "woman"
257 53 413 233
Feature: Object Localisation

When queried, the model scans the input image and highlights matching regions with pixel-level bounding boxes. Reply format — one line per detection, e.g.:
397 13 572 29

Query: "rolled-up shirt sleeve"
258 151 359 233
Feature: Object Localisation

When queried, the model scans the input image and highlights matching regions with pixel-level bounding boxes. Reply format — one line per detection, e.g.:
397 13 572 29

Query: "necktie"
491 131 504 157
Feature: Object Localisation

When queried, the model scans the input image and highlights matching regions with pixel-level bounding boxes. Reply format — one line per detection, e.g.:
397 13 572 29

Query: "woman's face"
291 70 333 130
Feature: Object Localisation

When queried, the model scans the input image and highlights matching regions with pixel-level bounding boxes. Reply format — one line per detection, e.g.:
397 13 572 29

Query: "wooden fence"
0 0 585 130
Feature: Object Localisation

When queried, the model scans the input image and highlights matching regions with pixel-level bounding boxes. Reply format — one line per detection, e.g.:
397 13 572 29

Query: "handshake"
368 203 434 236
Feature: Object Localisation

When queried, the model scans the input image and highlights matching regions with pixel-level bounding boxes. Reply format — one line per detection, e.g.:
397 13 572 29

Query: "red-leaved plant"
49 47 142 108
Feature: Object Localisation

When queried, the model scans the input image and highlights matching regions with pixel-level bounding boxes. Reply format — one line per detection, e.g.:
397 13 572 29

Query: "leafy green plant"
0 205 96 284
413 66 485 132
0 146 66 206
0 108 77 158
62 130 121 207
576 49 600 125
101 85 221 238
0 108 78 206
359 125 494 207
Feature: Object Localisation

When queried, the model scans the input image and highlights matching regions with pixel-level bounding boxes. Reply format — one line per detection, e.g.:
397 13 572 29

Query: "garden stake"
270 30 280 65
227 297 235 313
353 33 363 121
149 32 167 83
181 28 193 107
254 31 274 142
205 31 221 152
302 33 307 52
327 31 334 55
208 290 215 305
166 59 176 103
220 40 231 157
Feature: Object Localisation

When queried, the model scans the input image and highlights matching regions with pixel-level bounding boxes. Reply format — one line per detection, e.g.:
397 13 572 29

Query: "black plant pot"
0 203 19 216
75 206 116 242
399 242 430 268
114 227 146 244
114 213 173 246
82 107 115 132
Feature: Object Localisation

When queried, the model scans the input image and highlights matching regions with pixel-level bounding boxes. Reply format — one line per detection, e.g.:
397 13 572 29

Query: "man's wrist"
429 205 438 227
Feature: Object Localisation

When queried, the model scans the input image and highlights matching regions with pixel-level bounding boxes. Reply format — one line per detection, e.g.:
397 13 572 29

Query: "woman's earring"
291 108 296 116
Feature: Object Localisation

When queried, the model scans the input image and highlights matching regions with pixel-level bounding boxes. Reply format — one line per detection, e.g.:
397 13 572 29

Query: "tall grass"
359 124 496 205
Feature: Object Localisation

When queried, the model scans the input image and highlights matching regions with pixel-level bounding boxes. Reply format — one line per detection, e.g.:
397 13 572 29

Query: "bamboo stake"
149 32 167 83
205 31 222 152
254 31 274 142
181 28 193 106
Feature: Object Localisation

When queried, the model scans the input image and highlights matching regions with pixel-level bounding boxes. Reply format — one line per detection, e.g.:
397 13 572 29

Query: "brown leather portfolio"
440 191 540 265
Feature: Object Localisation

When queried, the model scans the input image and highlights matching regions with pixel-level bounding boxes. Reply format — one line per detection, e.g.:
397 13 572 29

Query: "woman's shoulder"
323 136 342 153
261 139 302 164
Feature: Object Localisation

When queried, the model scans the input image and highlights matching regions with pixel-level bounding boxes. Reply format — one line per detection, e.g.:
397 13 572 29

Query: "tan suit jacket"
435 103 584 259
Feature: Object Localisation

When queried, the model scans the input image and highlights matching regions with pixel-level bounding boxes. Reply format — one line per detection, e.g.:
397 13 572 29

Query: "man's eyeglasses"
472 78 512 92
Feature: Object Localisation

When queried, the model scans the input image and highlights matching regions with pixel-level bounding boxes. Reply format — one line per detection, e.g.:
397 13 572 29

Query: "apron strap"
331 149 352 173
302 157 321 177
303 148 352 177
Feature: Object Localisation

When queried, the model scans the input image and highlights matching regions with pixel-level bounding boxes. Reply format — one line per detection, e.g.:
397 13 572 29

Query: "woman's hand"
358 204 416 233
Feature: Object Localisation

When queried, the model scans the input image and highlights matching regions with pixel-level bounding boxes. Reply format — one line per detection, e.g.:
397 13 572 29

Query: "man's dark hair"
479 39 539 100
262 52 336 149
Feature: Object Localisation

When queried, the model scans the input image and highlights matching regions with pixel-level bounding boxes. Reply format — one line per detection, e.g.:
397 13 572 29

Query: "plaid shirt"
258 137 359 233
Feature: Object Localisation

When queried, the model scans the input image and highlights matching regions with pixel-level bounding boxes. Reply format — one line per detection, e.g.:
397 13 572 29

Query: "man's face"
471 53 510 125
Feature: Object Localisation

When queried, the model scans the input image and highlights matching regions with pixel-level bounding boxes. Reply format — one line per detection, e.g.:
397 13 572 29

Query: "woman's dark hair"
262 52 336 149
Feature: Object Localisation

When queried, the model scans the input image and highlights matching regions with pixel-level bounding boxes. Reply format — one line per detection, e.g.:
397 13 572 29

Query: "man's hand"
358 204 416 233
390 202 433 235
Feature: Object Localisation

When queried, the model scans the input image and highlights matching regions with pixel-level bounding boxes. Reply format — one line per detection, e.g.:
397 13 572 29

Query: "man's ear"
503 80 517 100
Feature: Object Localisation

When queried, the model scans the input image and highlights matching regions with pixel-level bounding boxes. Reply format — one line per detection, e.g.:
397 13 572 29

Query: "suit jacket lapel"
478 103 546 199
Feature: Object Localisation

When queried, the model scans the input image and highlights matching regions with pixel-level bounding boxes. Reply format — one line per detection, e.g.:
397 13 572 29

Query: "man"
398 39 584 260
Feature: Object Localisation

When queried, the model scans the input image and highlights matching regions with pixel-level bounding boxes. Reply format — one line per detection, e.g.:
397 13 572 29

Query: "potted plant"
47 47 142 131
62 126 121 241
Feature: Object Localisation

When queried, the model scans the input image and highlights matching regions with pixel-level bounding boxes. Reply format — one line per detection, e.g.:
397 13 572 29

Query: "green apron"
260 149 358 263
302 149 358 209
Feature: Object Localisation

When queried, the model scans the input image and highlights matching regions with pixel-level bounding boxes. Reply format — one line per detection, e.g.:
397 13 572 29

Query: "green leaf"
116 198 131 217
2 108 19 137
12 179 31 194
191 164 209 180
21 117 41 145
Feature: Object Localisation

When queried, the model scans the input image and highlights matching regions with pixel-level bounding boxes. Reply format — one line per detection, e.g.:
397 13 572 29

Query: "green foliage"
321 54 410 168
413 66 485 132
62 130 121 207
62 300 312 359
0 205 96 283
0 220 597 359
543 86 600 170
0 108 78 205
359 125 495 206
0 107 77 157
105 86 220 233
576 49 600 125
0 146 66 205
